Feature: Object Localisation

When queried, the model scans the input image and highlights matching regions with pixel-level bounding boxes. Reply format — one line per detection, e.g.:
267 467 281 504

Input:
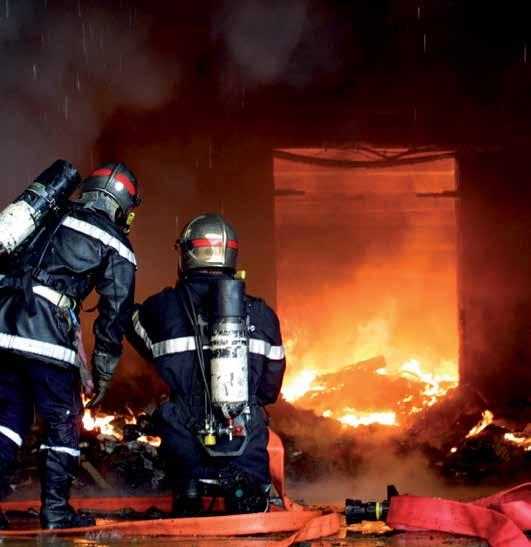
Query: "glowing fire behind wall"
274 150 459 427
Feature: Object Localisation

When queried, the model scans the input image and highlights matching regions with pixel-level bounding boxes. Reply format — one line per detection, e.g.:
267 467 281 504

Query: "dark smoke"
0 1 178 199
212 0 347 89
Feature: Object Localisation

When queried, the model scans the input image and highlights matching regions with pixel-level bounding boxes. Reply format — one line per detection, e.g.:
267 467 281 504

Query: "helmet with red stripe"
82 162 141 218
178 213 239 274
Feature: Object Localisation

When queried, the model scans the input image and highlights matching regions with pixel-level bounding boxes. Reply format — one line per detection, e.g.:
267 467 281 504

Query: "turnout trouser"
156 401 271 485
0 353 81 499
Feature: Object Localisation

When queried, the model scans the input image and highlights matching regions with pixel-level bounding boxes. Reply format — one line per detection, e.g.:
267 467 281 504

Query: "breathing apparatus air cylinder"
209 278 249 419
0 160 82 257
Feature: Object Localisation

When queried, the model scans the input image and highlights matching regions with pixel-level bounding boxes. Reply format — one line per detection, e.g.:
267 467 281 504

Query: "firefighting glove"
86 352 120 409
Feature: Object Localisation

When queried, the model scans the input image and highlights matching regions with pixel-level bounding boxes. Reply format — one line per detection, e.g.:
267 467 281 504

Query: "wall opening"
274 148 458 426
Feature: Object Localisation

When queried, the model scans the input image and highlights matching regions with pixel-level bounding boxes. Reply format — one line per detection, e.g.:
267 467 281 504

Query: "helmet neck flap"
79 162 140 232
76 191 120 222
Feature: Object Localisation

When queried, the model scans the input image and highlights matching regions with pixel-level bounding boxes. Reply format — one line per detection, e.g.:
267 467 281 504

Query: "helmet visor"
188 236 238 268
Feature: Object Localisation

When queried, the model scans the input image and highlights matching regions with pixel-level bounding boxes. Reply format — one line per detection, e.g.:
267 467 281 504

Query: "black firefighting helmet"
82 162 141 217
178 214 239 274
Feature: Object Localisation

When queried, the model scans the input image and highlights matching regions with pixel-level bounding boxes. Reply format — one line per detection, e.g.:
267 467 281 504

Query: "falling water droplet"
5 0 10 19
81 22 87 56
241 86 246 109
423 33 427 53
77 0 81 17
76 72 81 91
524 43 527 64
417 5 421 20
32 64 38 80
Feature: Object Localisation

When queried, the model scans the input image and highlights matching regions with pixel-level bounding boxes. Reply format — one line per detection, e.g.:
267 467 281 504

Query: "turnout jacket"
129 274 286 422
0 204 136 368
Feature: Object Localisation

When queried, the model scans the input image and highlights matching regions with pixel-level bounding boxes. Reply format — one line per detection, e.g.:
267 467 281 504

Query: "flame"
503 432 531 451
282 370 317 402
338 411 397 428
82 411 122 437
81 396 161 447
281 357 457 429
466 410 494 438
137 435 162 448
397 359 457 407
458 411 531 452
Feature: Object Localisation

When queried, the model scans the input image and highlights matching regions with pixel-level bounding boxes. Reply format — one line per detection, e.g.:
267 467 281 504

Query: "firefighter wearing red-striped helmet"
0 160 140 531
178 213 239 273
79 163 141 233
129 212 286 515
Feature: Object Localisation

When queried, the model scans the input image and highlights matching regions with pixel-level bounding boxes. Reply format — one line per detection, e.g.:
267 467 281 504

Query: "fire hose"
387 482 531 547
347 483 531 547
0 497 339 545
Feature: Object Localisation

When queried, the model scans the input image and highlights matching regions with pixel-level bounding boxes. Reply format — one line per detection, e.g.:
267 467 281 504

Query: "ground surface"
0 510 490 546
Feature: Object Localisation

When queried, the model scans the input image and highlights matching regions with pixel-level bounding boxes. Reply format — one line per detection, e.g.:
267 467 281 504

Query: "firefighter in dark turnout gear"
0 162 140 530
129 214 286 515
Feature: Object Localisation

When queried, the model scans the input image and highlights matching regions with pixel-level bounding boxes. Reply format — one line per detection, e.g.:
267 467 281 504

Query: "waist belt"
32 285 75 309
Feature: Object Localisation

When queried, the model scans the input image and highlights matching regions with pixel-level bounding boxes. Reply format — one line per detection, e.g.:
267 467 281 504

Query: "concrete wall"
456 150 531 407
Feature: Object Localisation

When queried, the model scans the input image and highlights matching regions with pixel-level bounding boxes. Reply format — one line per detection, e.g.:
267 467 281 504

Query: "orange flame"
338 410 397 428
281 357 458 429
462 411 531 451
466 410 494 438
81 396 161 448
282 370 318 402
503 432 531 451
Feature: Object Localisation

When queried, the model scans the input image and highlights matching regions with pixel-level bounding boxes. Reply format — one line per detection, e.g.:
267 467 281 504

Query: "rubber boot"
172 478 203 517
219 465 269 514
39 449 95 530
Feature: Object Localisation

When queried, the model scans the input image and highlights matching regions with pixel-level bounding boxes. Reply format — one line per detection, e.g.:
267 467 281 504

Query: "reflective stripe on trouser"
0 425 23 447
40 445 80 458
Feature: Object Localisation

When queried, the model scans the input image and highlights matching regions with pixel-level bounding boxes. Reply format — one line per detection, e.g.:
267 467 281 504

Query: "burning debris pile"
9 403 166 498
415 404 531 483
79 402 164 491
281 356 458 428
6 356 530 499
272 356 530 485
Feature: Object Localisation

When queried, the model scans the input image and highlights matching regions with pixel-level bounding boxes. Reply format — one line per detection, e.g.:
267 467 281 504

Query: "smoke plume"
0 1 178 199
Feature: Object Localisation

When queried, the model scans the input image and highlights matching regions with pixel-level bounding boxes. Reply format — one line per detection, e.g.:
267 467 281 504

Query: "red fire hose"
0 495 339 545
387 482 531 547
